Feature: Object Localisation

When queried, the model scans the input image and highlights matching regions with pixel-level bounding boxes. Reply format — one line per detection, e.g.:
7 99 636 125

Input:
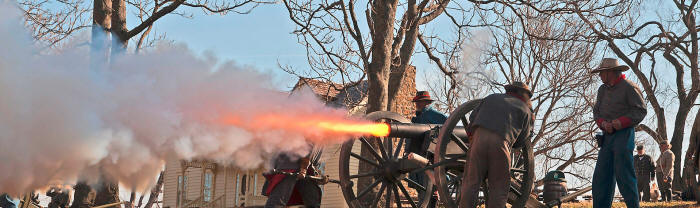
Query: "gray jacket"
656 150 675 180
469 93 534 146
593 78 647 128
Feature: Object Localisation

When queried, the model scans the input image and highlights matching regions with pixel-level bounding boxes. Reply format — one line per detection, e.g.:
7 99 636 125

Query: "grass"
562 201 700 208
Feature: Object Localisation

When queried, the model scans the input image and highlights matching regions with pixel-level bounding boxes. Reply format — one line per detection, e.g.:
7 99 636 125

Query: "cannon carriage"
337 99 535 208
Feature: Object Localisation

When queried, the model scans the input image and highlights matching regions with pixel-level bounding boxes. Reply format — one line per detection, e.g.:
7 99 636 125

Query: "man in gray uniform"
591 58 647 208
460 81 534 208
656 140 675 202
263 147 323 208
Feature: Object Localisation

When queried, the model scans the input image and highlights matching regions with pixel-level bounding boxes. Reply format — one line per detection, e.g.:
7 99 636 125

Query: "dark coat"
634 154 655 180
411 106 448 124
469 93 534 146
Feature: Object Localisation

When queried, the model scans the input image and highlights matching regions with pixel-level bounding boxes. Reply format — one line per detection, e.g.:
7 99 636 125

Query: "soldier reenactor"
591 58 647 208
263 146 324 208
634 145 655 202
460 81 534 208
411 91 448 125
407 91 447 208
46 187 71 208
656 140 675 202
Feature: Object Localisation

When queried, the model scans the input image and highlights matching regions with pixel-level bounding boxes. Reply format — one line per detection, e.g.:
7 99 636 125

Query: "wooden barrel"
543 170 568 203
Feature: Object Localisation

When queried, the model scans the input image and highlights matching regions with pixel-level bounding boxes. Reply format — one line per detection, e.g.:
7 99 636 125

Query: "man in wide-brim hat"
408 90 447 208
411 91 447 124
590 58 647 208
460 81 534 208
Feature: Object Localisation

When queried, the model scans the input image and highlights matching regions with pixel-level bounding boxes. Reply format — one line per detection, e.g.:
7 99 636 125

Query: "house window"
203 170 213 202
253 174 258 196
235 174 240 205
241 174 247 195
177 175 187 203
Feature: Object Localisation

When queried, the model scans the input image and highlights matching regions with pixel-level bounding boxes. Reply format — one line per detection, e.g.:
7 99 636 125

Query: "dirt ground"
562 201 700 207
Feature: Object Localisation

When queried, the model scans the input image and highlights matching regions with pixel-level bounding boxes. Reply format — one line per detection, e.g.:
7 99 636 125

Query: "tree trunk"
360 0 399 206
365 0 398 113
672 103 693 190
94 172 120 208
143 171 165 208
684 109 700 202
387 0 418 110
111 0 128 56
128 191 136 208
90 0 112 71
136 194 145 208
88 2 122 207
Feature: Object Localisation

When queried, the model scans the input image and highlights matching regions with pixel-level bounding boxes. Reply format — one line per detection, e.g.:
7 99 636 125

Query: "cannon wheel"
339 111 433 208
433 99 535 208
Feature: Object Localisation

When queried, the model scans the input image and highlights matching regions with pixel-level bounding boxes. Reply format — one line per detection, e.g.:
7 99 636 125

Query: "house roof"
291 77 367 108
292 78 344 99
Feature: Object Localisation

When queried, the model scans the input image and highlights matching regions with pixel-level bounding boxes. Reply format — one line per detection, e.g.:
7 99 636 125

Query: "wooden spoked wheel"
433 99 535 208
339 111 434 208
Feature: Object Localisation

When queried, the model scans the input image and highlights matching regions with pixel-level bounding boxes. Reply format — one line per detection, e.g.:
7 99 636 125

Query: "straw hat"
590 58 630 74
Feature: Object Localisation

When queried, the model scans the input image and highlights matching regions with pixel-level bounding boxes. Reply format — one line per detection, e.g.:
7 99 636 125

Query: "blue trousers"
593 127 639 208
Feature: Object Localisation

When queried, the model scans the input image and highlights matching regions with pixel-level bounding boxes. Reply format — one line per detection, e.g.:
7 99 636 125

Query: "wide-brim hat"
412 91 434 102
590 58 630 74
504 81 533 98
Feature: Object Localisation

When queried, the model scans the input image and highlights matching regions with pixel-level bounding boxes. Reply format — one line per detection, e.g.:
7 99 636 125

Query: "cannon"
338 99 535 208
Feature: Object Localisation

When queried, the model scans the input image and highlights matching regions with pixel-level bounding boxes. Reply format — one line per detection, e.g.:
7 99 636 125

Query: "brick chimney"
389 65 417 119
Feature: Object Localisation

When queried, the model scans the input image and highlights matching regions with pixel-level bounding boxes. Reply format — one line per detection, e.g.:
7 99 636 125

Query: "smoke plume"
0 2 369 194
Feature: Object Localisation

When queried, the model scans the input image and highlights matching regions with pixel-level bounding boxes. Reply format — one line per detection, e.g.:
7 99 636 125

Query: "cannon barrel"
386 122 469 139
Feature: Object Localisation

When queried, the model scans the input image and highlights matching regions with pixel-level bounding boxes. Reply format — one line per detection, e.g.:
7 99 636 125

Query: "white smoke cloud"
0 2 365 194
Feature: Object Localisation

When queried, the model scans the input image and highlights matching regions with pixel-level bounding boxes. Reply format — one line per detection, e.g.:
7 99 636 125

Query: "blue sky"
147 1 697 173
140 2 452 91
146 4 309 89
23 0 695 194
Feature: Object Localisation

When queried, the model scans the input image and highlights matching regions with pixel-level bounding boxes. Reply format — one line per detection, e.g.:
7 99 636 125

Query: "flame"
317 122 390 137
217 114 390 138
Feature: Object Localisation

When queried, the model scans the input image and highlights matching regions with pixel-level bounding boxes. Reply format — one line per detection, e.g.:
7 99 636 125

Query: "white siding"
162 156 181 208
186 167 202 201
225 168 237 208
320 143 348 208
214 167 226 203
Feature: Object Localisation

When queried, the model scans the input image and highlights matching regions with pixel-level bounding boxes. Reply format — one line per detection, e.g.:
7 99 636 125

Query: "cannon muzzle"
386 122 469 140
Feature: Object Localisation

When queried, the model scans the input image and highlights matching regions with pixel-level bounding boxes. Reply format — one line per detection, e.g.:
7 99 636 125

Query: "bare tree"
281 0 471 111
563 0 700 192
417 1 605 187
125 171 164 208
281 0 480 205
20 0 273 205
478 8 601 187
468 0 700 193
18 0 92 49
20 0 272 53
